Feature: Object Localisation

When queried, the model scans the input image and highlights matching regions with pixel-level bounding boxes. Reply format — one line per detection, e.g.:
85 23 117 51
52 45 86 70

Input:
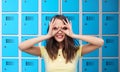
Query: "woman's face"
53 18 66 43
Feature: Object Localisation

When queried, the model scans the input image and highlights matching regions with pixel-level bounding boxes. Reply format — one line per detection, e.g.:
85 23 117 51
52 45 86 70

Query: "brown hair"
45 15 80 63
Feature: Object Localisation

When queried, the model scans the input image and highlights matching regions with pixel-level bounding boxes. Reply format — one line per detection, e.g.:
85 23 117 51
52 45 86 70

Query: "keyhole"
64 0 67 2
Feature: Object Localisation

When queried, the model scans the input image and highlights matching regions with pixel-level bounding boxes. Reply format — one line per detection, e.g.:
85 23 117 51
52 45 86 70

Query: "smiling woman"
19 15 104 72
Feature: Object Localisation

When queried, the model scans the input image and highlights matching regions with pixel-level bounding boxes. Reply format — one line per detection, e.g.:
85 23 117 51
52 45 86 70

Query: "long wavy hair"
45 15 80 63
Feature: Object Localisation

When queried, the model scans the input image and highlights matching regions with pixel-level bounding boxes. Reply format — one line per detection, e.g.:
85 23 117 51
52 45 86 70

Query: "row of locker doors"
2 36 119 57
2 0 119 12
2 59 119 72
2 14 119 35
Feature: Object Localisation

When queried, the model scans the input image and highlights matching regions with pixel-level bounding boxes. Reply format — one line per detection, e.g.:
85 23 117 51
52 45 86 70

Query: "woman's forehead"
54 19 64 26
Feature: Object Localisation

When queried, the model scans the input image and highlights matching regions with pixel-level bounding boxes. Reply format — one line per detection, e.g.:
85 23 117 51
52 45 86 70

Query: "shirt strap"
40 46 45 58
77 45 83 58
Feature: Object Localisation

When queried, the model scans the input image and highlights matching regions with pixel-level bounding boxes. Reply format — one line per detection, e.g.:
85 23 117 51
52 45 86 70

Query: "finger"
66 18 70 24
52 18 56 26
63 20 68 25
51 18 54 24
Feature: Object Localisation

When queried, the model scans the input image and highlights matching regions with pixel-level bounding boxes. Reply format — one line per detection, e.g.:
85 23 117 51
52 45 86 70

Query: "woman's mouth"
56 35 63 39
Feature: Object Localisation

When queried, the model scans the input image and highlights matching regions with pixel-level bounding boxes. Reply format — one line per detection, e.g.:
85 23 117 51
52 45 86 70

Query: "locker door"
2 14 18 35
22 0 38 12
62 0 79 12
2 36 18 57
22 14 38 35
2 0 18 12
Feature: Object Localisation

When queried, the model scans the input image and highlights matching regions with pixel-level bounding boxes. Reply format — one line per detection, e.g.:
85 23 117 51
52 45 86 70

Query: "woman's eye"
53 27 58 30
62 27 67 30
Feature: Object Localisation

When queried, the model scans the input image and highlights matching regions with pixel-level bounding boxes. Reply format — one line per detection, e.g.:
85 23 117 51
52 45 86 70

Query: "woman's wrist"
46 34 52 39
71 34 78 39
37 35 51 41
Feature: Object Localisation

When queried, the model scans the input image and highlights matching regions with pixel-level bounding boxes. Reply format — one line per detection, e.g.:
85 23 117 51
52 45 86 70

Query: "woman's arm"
19 35 50 50
73 34 104 55
19 35 51 56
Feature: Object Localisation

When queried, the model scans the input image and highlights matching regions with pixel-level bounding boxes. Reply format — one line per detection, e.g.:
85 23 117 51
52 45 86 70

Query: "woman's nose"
58 29 62 33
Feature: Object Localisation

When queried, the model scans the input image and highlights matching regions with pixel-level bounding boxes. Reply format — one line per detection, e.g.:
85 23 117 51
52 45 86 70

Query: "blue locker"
2 14 18 35
22 0 38 12
22 59 38 72
102 59 118 72
41 14 57 35
102 14 118 34
82 14 99 35
42 0 58 12
41 40 47 46
62 0 79 12
102 0 118 12
21 36 38 57
63 14 79 34
41 59 46 72
82 40 99 57
102 36 118 57
41 14 57 46
2 36 18 57
82 59 99 72
2 59 18 72
22 14 38 35
2 0 18 12
82 0 99 12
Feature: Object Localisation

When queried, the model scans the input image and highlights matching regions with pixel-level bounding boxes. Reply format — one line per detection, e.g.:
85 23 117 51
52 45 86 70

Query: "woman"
19 15 104 72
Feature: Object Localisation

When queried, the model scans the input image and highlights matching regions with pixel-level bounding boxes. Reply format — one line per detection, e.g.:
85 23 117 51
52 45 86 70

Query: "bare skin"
19 18 104 56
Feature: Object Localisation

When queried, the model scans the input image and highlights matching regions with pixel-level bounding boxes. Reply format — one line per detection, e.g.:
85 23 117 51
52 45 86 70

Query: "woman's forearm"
73 34 104 46
19 35 50 50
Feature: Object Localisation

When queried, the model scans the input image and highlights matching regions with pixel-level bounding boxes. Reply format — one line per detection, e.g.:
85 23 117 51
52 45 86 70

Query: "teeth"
57 35 63 38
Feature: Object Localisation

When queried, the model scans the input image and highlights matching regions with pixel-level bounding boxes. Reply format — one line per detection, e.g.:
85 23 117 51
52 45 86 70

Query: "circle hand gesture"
47 18 60 38
61 19 74 38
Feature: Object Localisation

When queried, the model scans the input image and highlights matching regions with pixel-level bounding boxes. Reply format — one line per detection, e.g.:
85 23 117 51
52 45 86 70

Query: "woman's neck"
59 42 63 49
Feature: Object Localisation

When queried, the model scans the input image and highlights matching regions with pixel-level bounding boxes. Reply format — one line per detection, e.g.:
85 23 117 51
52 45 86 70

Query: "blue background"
0 0 120 72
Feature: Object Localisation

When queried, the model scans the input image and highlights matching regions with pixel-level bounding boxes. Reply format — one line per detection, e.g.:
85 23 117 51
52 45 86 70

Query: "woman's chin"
56 39 64 43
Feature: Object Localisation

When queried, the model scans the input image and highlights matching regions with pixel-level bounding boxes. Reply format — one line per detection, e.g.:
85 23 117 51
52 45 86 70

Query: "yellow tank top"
40 46 82 72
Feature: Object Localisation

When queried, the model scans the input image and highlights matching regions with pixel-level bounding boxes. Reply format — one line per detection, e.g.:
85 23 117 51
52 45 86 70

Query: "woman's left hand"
61 19 75 38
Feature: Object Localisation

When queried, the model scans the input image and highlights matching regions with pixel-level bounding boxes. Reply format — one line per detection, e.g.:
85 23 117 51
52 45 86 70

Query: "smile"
56 35 64 39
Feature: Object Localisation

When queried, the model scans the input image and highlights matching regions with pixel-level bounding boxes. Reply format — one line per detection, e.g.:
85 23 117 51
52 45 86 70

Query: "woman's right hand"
47 18 60 38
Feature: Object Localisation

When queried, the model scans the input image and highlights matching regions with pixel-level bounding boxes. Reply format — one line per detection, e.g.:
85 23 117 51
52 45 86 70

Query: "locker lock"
26 61 33 66
24 0 27 3
4 0 7 3
104 68 107 71
6 16 13 21
45 16 51 21
84 68 87 71
64 0 67 2
104 23 108 26
86 16 94 21
106 61 113 66
86 61 93 66
44 0 47 2
6 39 14 43
104 0 107 3
85 23 88 25
25 16 33 21
106 39 113 43
84 0 87 2
106 16 113 21
6 61 13 65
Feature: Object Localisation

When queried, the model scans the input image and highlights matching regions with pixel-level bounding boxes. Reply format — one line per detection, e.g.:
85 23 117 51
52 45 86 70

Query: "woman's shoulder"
40 46 47 52
76 45 83 57
39 46 47 57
